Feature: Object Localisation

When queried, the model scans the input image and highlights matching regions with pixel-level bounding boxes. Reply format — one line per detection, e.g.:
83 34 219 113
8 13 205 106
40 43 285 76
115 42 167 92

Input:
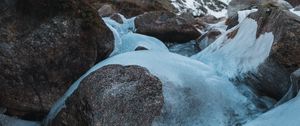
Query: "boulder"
90 0 177 18
227 0 258 17
295 5 300 11
135 11 201 43
97 4 116 17
244 8 300 100
109 13 124 23
286 0 300 7
228 0 292 17
0 0 114 120
51 65 163 126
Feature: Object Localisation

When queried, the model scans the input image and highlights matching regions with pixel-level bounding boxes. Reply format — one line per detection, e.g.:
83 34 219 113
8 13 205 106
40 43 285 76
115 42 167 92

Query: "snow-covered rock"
171 0 228 18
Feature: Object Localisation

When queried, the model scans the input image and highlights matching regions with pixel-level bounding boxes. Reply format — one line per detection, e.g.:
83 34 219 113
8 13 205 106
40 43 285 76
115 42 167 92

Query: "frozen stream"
43 14 277 126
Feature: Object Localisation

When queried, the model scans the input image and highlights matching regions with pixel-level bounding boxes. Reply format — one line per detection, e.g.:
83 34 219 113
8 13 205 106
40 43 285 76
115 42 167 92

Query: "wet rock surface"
51 65 163 126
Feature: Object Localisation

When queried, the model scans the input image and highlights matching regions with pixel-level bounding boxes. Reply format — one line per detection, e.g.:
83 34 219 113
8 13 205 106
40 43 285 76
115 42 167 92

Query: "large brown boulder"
244 8 300 100
135 11 201 43
51 65 164 126
286 0 300 7
228 0 292 17
90 0 177 18
0 0 114 120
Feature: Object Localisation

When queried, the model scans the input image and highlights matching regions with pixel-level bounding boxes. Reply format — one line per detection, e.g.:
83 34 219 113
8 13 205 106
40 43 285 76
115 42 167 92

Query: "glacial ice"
192 18 274 79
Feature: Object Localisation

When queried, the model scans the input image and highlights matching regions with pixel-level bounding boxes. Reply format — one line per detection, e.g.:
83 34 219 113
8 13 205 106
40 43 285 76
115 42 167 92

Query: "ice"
45 51 260 125
119 33 168 53
192 18 274 79
102 14 168 56
244 93 300 126
290 8 300 16
0 114 40 126
167 41 199 57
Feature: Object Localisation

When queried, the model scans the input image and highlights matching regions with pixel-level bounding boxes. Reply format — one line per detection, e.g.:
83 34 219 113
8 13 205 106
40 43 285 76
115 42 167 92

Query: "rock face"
244 8 300 100
135 11 201 43
51 65 164 126
91 0 177 18
286 0 300 7
97 4 116 17
0 0 114 120
228 0 292 17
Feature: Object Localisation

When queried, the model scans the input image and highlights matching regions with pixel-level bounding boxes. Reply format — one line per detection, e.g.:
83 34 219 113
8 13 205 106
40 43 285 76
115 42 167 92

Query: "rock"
109 13 124 23
243 8 300 100
197 15 220 24
228 0 258 17
196 29 222 50
225 15 239 30
135 46 149 51
135 11 201 43
259 0 293 10
90 0 177 18
286 0 300 7
51 65 163 126
97 4 116 17
294 5 300 11
228 0 292 17
0 0 114 120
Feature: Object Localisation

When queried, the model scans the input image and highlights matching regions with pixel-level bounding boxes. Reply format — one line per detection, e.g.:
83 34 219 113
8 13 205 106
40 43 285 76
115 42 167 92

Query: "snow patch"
171 0 228 18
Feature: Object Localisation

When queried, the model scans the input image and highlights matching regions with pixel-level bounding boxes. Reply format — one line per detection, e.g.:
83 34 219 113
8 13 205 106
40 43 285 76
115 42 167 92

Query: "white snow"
171 0 228 18
244 93 300 126
192 18 274 79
